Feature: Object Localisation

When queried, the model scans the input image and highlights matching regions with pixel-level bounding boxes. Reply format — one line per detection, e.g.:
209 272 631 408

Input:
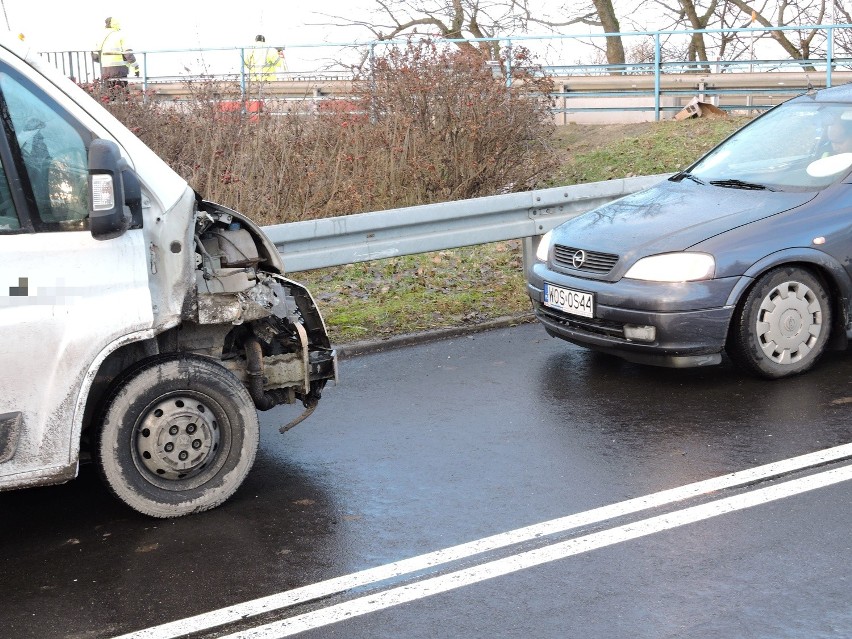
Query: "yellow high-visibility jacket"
97 26 136 70
246 46 286 81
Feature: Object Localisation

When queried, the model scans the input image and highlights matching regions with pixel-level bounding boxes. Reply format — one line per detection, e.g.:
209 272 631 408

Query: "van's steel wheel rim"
135 395 220 481
756 280 823 364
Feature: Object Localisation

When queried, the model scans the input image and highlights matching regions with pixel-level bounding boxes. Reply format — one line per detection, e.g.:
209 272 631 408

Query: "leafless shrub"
93 41 557 225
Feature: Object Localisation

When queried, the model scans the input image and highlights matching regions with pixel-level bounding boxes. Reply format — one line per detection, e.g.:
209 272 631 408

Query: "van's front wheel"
96 355 259 518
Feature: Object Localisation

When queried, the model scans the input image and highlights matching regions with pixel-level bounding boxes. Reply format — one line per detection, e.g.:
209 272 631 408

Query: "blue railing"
39 23 852 121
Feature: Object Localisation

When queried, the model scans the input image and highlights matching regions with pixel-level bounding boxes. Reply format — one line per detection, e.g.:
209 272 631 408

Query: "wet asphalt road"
2 322 852 639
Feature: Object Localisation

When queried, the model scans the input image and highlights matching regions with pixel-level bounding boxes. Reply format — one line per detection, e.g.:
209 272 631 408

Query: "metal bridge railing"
39 23 852 121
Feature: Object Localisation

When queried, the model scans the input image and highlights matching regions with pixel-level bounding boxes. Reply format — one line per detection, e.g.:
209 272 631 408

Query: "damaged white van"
0 37 337 517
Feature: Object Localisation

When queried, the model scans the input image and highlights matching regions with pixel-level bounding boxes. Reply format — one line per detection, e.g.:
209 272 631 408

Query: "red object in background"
218 100 264 122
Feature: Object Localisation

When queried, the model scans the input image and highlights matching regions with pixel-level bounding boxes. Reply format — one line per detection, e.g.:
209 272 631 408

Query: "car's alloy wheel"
728 267 832 379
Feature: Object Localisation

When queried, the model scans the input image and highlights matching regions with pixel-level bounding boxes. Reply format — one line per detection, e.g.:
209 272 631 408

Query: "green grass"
297 117 752 345
297 242 530 344
548 116 751 185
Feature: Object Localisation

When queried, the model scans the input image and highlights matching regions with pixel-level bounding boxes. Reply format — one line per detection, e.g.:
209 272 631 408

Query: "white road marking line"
114 442 852 639
224 462 852 638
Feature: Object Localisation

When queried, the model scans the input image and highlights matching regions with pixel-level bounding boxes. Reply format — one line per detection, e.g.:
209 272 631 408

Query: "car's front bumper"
527 265 742 368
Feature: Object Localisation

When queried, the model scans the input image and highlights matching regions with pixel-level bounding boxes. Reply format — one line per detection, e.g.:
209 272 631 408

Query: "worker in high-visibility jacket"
245 35 286 83
94 17 139 91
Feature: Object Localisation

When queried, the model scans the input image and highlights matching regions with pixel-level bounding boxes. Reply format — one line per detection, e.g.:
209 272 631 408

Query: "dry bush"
341 41 557 207
95 41 557 225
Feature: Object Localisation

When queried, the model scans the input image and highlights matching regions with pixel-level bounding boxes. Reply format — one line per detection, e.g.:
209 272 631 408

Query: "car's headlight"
624 252 715 282
535 230 553 262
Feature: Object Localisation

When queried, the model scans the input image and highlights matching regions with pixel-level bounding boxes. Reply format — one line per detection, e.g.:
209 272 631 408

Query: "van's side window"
0 157 19 232
0 69 89 231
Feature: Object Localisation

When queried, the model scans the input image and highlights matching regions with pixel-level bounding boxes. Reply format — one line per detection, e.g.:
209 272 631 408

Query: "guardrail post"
506 40 513 89
141 52 148 101
654 33 661 121
239 47 247 101
523 236 541 279
369 43 377 123
827 26 834 88
65 52 75 82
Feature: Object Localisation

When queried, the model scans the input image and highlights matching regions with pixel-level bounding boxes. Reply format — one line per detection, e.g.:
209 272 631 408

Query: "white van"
0 37 337 517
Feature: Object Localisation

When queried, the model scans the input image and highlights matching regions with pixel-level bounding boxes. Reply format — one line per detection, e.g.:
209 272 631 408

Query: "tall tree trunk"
591 0 625 71
680 0 712 70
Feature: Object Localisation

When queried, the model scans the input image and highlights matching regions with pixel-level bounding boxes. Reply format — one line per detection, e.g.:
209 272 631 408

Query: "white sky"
1 1 376 52
0 0 384 76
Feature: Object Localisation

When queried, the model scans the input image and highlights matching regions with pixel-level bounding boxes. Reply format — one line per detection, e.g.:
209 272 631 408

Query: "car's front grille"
553 245 619 275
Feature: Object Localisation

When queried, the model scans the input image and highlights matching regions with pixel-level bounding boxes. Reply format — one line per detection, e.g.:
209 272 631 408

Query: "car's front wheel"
727 266 832 379
96 354 259 518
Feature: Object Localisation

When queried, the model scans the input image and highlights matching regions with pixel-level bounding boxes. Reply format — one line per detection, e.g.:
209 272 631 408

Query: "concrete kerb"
334 313 537 359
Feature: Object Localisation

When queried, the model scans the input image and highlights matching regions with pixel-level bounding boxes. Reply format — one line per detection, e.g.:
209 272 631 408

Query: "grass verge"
296 242 530 344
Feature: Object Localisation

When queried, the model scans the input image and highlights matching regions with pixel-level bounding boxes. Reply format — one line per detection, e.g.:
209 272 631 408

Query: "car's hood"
554 180 817 260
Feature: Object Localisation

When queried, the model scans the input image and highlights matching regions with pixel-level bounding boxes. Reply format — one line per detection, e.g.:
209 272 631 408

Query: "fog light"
624 324 656 342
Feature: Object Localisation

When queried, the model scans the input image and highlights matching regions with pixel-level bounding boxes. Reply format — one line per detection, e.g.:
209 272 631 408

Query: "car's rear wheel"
96 354 259 518
727 266 831 379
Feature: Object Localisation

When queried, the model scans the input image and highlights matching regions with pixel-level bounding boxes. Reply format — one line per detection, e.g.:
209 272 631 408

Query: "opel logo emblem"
572 249 587 269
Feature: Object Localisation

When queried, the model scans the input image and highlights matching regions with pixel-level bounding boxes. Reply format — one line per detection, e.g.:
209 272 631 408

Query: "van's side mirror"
88 139 131 240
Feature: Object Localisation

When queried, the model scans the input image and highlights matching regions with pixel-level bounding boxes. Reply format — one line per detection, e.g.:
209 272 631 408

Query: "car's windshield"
689 102 852 191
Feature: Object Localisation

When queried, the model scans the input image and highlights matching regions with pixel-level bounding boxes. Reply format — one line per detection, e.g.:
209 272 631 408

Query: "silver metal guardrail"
264 174 671 273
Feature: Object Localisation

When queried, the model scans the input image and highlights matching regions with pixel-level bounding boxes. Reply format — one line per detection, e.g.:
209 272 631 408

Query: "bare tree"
512 0 626 68
321 0 627 69
650 0 718 67
592 0 627 67
722 0 827 69
318 0 844 75
318 0 529 63
827 0 852 58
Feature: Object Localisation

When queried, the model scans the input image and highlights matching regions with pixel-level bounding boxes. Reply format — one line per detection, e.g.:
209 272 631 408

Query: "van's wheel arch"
95 354 259 518
727 266 832 379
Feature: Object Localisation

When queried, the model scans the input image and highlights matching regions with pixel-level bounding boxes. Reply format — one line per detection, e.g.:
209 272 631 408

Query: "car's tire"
95 354 259 518
727 266 832 379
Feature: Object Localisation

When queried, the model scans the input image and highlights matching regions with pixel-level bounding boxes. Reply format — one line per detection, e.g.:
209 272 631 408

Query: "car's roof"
790 82 852 104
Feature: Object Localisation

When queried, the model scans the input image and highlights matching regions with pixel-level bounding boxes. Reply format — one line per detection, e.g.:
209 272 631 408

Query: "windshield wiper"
670 171 706 185
709 178 777 191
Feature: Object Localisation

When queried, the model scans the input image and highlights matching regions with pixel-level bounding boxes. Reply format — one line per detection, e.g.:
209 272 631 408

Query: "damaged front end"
189 201 337 432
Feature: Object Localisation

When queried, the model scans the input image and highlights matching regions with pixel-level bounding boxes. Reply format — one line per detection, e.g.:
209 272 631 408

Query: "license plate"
543 282 594 318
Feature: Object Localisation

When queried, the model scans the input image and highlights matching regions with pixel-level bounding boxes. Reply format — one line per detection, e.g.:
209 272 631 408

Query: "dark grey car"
527 84 852 379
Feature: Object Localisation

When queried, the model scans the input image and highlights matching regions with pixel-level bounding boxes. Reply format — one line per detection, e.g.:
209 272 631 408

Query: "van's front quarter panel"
143 186 199 329
0 229 153 486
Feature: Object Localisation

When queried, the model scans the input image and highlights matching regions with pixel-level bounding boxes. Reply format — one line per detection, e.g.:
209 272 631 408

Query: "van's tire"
95 354 259 518
727 267 831 379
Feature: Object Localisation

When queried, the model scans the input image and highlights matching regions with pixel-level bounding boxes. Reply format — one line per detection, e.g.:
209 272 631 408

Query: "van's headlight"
624 252 715 282
535 230 553 262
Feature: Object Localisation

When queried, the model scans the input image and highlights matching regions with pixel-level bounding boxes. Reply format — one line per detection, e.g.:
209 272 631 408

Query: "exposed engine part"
191 208 337 429
279 398 318 434
195 228 261 295
244 337 295 410
206 228 262 268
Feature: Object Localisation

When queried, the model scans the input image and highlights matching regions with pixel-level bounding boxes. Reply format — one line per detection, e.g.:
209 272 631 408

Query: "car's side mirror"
88 139 132 240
